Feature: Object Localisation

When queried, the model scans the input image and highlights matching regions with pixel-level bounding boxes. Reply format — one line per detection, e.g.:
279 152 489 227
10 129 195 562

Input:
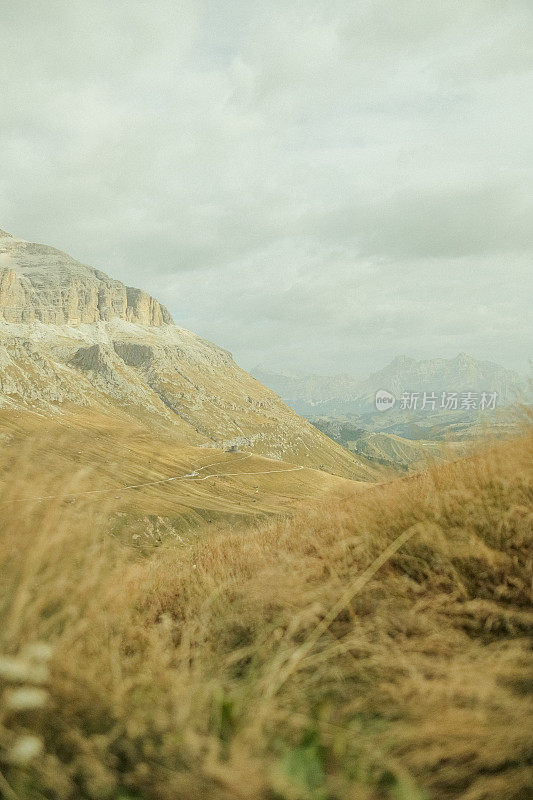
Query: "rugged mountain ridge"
0 229 172 326
254 355 525 415
357 353 524 405
0 229 375 480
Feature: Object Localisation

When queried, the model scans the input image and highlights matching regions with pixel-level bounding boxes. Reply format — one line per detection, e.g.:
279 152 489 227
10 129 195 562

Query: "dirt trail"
5 452 306 504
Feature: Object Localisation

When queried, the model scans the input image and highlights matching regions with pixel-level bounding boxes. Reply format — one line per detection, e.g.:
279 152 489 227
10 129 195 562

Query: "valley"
254 358 527 471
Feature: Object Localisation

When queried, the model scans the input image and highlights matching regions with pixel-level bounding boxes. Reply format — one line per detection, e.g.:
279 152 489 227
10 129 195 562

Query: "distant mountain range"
253 354 526 416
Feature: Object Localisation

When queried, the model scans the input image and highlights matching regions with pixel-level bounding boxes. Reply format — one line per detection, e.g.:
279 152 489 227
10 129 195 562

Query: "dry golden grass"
0 410 371 542
0 427 532 800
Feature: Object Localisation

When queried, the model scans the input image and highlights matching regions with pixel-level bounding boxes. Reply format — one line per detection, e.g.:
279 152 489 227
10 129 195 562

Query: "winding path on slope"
5 452 306 504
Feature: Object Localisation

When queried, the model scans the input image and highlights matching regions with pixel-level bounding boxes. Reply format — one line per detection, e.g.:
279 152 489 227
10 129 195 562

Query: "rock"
70 344 117 374
113 341 155 367
0 229 172 326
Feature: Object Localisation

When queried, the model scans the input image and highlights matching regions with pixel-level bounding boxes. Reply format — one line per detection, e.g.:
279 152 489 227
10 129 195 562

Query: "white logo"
375 389 396 412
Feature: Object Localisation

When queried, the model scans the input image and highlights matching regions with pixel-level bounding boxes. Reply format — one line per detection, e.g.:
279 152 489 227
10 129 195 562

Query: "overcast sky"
1 0 531 376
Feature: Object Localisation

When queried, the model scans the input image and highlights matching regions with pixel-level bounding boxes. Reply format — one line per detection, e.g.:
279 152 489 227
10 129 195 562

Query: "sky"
1 0 532 377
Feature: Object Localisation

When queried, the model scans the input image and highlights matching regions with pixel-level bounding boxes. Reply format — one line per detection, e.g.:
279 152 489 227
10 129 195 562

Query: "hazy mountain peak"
453 352 477 365
389 355 417 368
364 353 524 397
254 354 525 415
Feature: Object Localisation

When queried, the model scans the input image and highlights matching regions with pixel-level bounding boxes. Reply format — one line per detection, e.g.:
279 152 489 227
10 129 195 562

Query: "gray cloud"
1 0 531 376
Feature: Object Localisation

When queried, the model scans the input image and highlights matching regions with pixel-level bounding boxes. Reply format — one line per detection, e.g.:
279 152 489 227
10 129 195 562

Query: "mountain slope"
0 408 367 543
0 229 375 480
310 416 469 470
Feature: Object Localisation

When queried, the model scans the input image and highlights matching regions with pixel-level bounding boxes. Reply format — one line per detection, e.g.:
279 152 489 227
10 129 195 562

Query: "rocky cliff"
0 229 172 326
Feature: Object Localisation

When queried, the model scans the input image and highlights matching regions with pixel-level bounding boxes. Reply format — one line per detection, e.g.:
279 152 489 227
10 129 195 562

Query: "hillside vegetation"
0 410 371 543
308 418 470 472
0 427 531 800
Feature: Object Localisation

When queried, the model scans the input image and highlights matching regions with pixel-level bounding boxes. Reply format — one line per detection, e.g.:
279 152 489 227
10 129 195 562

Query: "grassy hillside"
0 410 368 542
308 410 526 473
0 321 377 481
309 417 470 472
0 426 531 800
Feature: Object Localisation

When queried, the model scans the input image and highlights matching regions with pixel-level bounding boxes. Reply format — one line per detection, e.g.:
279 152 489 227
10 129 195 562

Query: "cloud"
0 0 531 375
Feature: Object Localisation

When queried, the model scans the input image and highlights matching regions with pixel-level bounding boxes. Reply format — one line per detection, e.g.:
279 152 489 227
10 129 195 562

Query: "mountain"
253 355 525 416
254 356 527 469
356 353 525 407
251 367 361 415
0 228 172 326
0 229 375 481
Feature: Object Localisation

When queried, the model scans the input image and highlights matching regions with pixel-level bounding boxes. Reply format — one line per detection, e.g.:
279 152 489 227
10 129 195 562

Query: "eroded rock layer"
0 229 172 326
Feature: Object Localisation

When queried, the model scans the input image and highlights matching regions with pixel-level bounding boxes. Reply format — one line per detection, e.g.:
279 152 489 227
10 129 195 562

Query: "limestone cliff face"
0 229 172 326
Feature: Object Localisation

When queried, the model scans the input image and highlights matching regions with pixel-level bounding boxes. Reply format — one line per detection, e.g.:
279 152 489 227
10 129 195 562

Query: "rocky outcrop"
0 230 172 326
70 344 117 375
113 340 156 367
